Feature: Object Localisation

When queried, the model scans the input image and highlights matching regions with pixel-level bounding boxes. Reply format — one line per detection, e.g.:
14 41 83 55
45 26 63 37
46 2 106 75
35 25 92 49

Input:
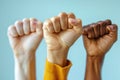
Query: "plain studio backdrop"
0 0 120 80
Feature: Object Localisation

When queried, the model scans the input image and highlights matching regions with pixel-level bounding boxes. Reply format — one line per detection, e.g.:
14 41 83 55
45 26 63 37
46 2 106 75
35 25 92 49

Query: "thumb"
106 24 118 42
68 18 82 34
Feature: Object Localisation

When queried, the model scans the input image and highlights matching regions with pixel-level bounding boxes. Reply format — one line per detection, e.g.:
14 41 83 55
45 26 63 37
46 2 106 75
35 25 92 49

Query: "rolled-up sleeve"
44 59 72 80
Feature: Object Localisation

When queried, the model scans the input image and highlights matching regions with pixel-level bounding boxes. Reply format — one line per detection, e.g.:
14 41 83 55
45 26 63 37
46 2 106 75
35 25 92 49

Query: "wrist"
14 51 36 64
86 55 105 72
87 55 104 64
14 52 36 80
47 47 69 67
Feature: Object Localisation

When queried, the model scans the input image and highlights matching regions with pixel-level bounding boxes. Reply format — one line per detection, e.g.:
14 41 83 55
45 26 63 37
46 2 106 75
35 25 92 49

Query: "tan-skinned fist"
83 20 118 56
43 12 82 66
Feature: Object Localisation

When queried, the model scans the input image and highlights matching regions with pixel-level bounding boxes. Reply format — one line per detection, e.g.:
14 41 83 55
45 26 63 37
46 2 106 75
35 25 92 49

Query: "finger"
104 19 112 33
97 21 106 36
92 23 100 38
82 25 90 43
23 18 30 35
36 21 43 35
104 19 112 25
82 28 91 47
44 19 55 33
87 26 95 39
59 12 68 30
8 25 19 37
68 13 76 29
43 19 55 33
101 21 106 36
51 16 61 33
106 24 118 42
15 21 24 36
30 18 37 32
83 25 90 35
68 18 82 34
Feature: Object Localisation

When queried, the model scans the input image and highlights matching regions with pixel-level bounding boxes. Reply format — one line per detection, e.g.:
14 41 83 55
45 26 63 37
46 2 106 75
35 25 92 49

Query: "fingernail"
32 20 37 26
109 25 114 30
108 25 117 31
69 18 77 24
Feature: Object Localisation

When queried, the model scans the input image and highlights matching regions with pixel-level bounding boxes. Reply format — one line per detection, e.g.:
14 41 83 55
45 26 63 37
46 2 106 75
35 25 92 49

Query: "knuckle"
68 13 75 18
59 12 67 17
23 18 29 22
51 16 59 22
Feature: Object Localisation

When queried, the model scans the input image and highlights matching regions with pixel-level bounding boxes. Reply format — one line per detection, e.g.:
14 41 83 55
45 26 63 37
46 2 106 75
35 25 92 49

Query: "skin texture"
43 12 82 67
7 18 43 80
83 20 118 80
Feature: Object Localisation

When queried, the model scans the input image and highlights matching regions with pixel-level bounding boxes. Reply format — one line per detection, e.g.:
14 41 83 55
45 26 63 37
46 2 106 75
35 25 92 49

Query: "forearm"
85 55 104 80
14 52 36 80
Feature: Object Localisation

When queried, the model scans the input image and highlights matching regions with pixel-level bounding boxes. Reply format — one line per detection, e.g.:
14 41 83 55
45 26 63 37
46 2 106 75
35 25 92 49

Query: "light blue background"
0 0 120 80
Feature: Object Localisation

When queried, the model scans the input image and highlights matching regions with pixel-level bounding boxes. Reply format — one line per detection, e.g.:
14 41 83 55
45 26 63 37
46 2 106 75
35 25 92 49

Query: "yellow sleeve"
44 60 72 80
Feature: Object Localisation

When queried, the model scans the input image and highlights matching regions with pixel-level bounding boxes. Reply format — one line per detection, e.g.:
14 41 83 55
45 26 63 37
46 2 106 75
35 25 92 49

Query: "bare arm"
83 20 118 80
7 18 43 80
14 52 36 80
85 55 104 80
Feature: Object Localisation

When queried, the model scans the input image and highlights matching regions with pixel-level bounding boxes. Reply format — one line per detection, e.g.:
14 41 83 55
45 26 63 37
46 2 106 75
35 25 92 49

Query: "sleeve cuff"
44 59 72 80
45 59 72 73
